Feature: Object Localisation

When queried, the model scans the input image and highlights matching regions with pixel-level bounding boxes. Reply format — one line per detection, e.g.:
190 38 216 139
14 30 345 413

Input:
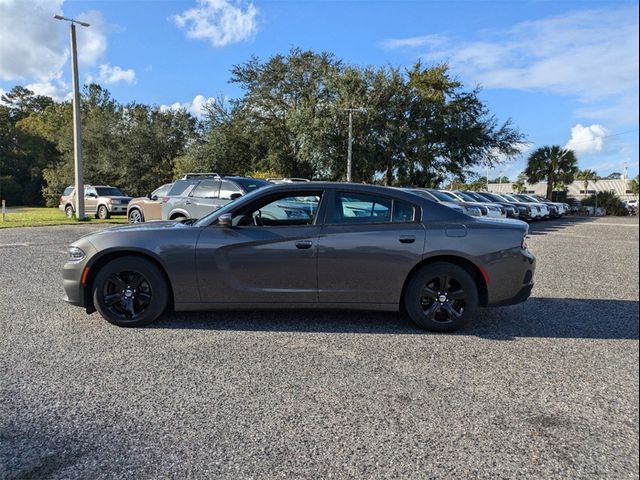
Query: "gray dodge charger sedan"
63 183 535 332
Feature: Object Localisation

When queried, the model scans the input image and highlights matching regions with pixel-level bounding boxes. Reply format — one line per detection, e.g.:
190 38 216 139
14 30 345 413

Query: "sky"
0 0 638 180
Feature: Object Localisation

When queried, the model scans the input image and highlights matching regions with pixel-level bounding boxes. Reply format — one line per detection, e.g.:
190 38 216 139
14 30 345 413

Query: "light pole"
344 108 367 182
54 14 89 220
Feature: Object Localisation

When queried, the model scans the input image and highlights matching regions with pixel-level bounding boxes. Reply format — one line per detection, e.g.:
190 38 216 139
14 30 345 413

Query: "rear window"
96 187 125 196
63 186 74 196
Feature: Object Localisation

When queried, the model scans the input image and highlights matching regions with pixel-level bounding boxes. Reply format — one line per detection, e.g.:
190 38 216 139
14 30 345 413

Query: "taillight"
161 196 169 203
59 196 63 204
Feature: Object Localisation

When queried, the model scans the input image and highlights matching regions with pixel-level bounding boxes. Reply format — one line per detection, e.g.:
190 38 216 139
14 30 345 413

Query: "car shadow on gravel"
152 297 639 340
526 216 597 236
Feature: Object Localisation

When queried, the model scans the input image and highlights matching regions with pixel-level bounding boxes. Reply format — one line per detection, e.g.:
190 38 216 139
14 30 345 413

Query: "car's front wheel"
128 208 143 223
403 262 479 332
92 256 168 327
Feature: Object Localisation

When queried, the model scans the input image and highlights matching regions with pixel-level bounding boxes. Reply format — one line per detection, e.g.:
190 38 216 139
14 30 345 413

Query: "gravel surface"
1 216 638 479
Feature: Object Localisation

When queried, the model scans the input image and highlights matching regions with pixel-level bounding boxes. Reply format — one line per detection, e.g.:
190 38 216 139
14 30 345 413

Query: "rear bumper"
485 248 536 306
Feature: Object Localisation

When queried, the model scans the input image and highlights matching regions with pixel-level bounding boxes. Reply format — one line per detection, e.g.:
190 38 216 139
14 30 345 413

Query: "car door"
317 190 425 305
84 187 98 214
196 190 324 304
143 184 171 221
188 179 222 218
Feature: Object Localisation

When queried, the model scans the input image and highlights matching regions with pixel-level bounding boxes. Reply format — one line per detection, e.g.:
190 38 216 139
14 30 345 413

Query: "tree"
512 172 527 193
576 169 599 211
524 146 578 199
605 172 622 180
630 175 639 198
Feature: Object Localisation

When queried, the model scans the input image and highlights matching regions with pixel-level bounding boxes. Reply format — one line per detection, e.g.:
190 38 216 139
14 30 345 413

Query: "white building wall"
487 179 637 201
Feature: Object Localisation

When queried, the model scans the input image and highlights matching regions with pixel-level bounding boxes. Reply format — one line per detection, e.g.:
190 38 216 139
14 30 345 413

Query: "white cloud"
94 64 136 85
173 0 258 48
75 10 108 67
0 0 67 81
25 78 70 101
380 34 447 50
565 124 611 156
160 94 216 117
383 6 639 126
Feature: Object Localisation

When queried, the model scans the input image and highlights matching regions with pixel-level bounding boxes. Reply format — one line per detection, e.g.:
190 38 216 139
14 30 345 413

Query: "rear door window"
190 180 220 199
332 192 392 223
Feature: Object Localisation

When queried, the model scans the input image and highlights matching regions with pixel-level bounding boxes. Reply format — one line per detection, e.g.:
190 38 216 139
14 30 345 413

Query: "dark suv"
162 175 271 220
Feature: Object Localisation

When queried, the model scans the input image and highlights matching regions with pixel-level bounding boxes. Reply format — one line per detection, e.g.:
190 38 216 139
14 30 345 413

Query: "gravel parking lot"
1 216 638 479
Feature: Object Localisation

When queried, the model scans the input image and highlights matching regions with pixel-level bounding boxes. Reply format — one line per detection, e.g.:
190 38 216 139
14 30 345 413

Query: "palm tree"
512 172 527 193
525 146 578 199
577 169 599 211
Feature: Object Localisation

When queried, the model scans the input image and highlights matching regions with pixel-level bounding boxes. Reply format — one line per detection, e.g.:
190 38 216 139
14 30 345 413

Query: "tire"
97 205 110 219
65 205 74 218
403 262 479 332
128 208 143 224
171 214 187 221
92 256 169 327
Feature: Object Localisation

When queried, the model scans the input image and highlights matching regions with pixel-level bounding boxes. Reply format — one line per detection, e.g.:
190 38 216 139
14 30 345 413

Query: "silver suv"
59 185 132 219
162 175 271 220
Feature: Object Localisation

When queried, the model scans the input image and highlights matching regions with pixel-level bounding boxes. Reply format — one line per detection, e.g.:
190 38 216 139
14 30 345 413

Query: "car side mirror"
230 193 242 200
218 213 233 227
87 193 97 198
150 195 158 201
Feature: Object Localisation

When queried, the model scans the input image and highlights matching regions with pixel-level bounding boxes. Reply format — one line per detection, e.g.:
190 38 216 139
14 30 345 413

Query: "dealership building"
487 179 637 202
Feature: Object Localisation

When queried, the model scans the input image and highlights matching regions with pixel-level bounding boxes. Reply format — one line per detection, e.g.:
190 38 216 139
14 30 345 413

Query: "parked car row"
59 174 568 225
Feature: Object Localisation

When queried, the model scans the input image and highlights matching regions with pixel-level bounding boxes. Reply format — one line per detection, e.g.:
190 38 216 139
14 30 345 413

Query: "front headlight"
68 246 85 263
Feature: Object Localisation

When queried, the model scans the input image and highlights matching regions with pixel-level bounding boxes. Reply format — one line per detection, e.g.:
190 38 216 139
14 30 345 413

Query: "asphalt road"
1 216 638 479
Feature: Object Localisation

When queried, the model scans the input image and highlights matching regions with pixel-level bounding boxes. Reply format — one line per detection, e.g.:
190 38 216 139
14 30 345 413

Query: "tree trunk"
385 163 393 186
546 181 553 200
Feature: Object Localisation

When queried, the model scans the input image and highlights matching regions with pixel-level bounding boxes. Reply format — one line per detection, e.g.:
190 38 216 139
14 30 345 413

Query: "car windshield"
429 190 457 202
152 184 173 197
472 192 494 202
96 187 125 196
167 180 196 196
233 178 271 192
409 190 437 201
453 191 477 202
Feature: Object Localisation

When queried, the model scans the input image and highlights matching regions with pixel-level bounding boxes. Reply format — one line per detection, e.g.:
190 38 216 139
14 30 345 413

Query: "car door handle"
295 240 314 249
185 201 192 205
399 235 416 244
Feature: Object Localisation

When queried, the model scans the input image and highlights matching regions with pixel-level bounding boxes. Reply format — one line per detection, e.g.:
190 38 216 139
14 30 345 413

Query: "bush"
581 190 627 216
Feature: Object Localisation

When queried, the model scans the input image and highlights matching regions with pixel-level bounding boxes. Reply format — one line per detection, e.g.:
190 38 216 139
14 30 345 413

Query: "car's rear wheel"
403 262 479 332
65 205 74 218
92 256 168 327
128 208 143 223
97 205 110 219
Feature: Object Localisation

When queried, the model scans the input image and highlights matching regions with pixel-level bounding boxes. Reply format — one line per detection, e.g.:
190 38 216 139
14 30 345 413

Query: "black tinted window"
191 180 220 199
96 187 125 196
393 200 416 223
332 192 391 223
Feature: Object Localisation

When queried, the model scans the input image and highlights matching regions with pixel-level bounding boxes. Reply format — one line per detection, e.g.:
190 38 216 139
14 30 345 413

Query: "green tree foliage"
2 48 525 205
582 190 627 216
525 146 578 199
512 172 527 193
629 175 638 197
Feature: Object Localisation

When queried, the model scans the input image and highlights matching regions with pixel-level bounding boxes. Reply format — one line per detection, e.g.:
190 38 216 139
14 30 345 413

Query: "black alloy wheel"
404 262 479 332
93 256 168 327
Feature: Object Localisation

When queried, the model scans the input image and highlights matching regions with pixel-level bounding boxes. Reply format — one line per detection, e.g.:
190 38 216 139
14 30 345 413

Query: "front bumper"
62 241 97 310
108 204 128 214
